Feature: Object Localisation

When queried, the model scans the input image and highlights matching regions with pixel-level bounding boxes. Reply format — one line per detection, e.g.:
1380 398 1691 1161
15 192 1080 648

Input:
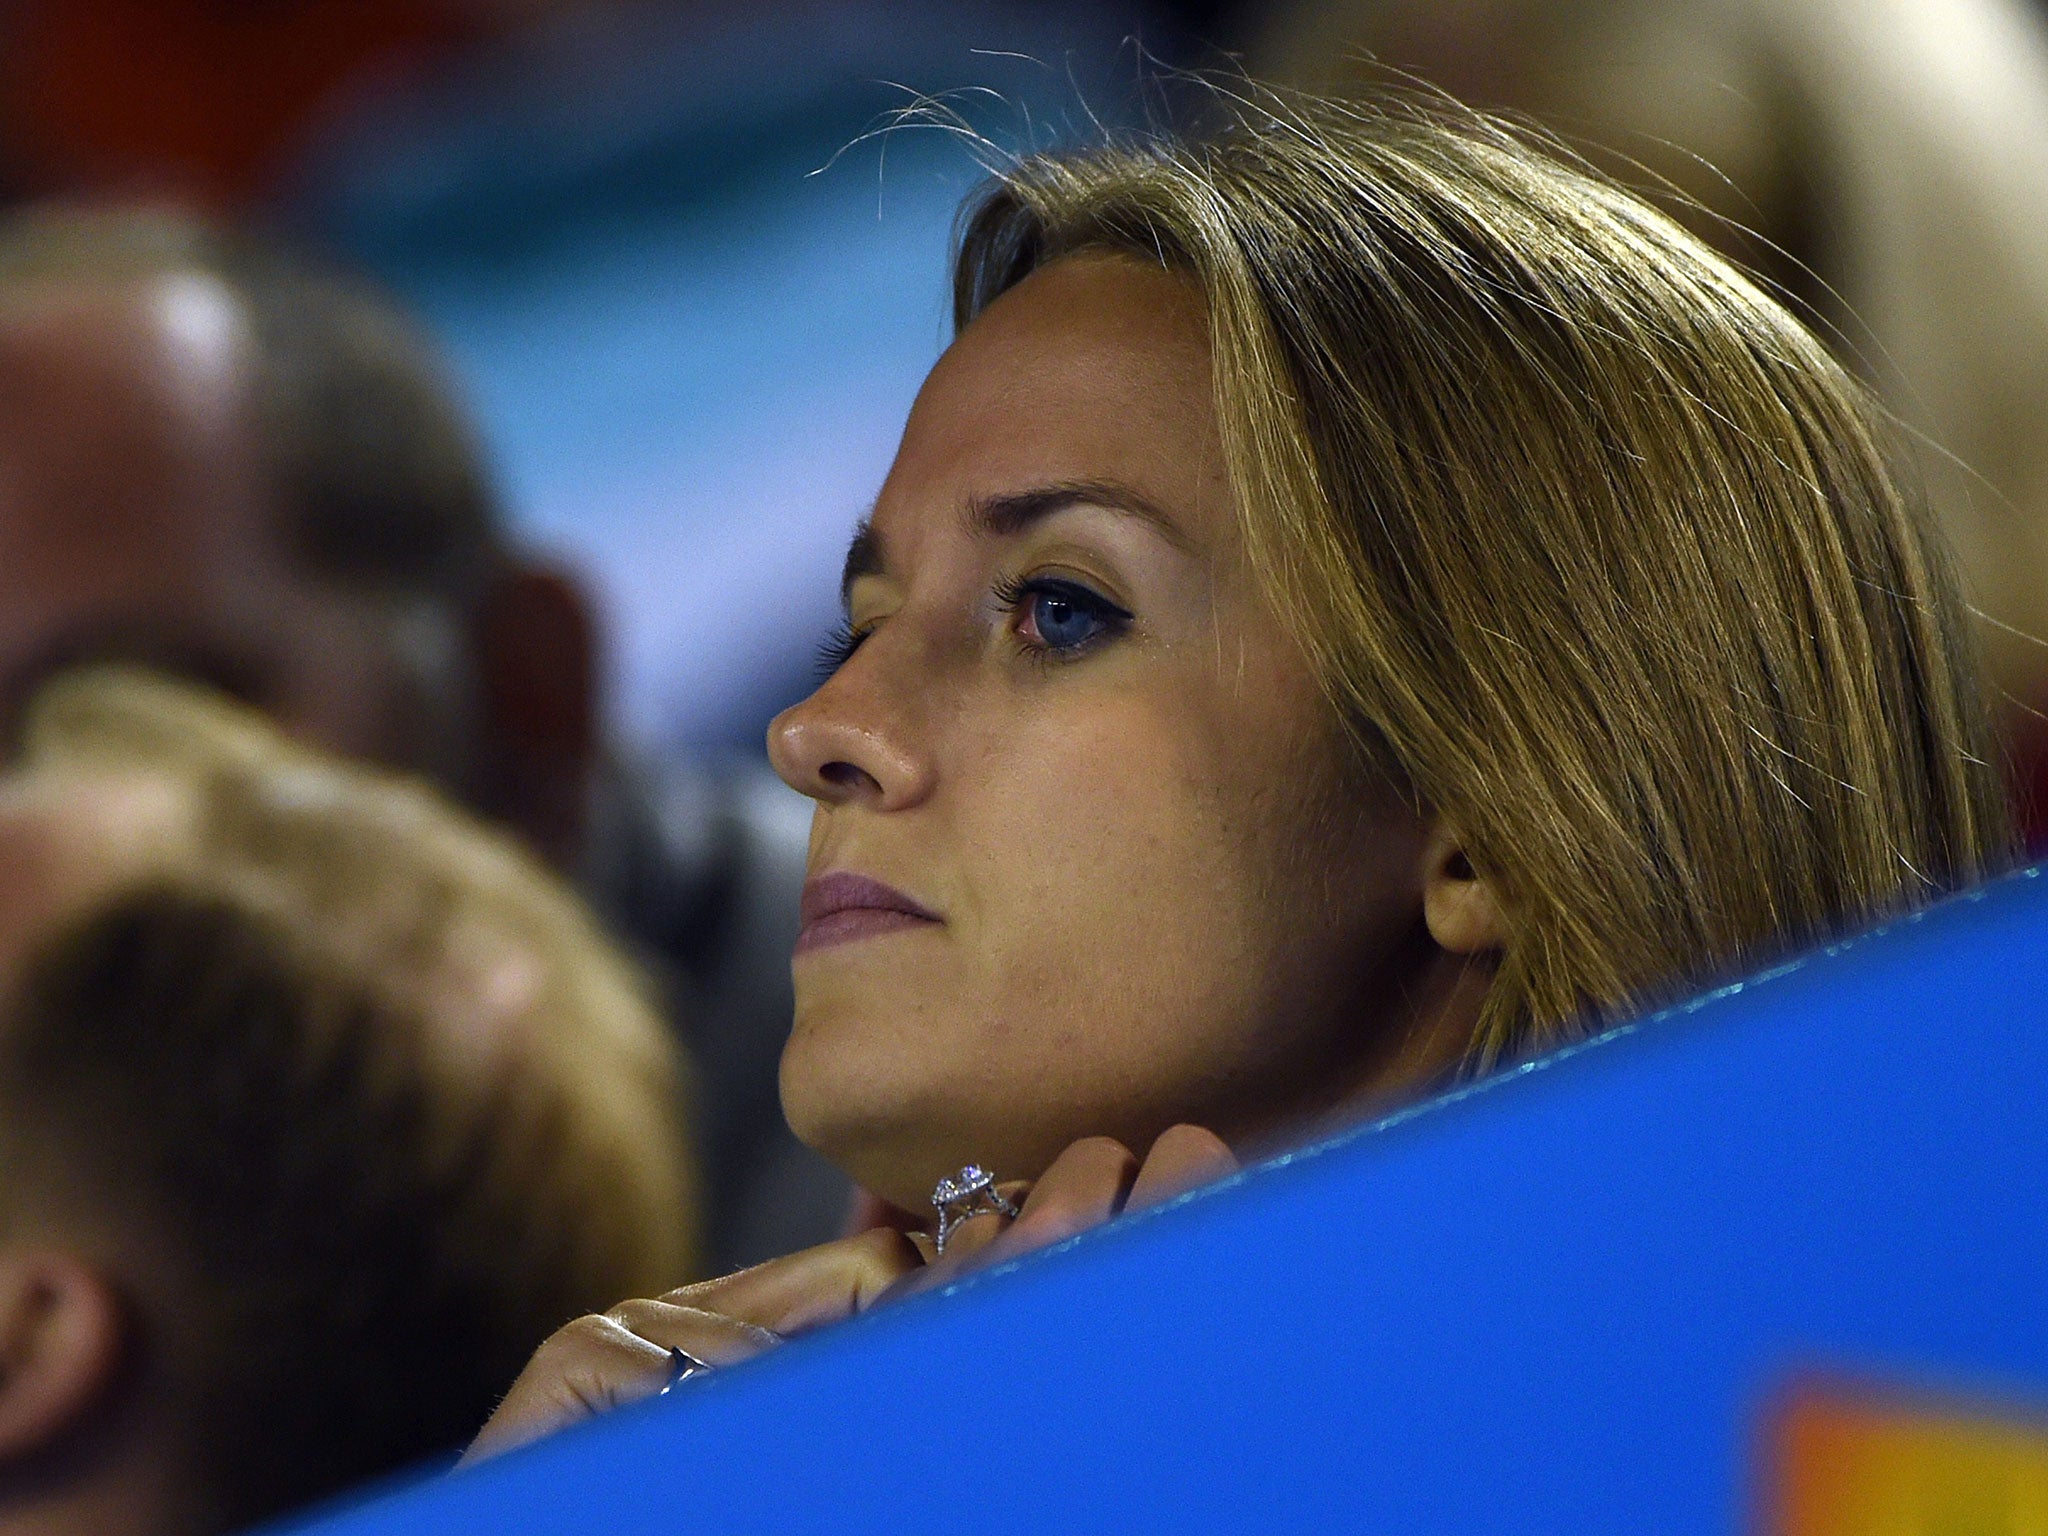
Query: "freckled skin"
770 257 1480 1213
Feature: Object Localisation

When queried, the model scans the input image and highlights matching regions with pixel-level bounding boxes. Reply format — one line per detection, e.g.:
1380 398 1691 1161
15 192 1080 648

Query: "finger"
876 1139 1146 1309
462 1300 784 1467
606 1298 781 1363
1127 1124 1238 1211
904 1138 1136 1298
996 1136 1139 1257
877 1184 1025 1301
872 1227 997 1306
923 1198 1015 1265
843 1187 921 1238
661 1226 925 1335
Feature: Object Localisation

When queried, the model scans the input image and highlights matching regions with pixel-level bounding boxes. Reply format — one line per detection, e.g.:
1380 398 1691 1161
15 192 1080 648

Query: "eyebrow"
970 478 1189 546
838 477 1188 608
840 517 882 607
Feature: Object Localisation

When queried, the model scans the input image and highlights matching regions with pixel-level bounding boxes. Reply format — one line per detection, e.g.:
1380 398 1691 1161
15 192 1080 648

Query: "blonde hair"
1 666 692 1519
955 96 2014 1063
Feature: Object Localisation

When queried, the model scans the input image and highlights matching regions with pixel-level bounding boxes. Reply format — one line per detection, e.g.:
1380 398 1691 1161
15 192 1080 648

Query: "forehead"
0 277 285 614
0 275 264 558
871 254 1226 547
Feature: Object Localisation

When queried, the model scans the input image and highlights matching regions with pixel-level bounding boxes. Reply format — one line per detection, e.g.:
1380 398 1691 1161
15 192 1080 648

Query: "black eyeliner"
993 574 1135 661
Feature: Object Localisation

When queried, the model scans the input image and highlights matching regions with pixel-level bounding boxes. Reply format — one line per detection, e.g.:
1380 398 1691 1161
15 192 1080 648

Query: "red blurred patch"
0 0 473 205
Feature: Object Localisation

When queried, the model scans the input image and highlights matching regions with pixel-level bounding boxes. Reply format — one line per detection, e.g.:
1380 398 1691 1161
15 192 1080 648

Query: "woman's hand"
460 1227 921 1464
460 1124 1236 1464
891 1123 1237 1297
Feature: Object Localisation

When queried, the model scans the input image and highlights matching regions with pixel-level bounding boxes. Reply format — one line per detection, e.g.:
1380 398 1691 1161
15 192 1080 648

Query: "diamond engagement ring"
929 1164 1020 1253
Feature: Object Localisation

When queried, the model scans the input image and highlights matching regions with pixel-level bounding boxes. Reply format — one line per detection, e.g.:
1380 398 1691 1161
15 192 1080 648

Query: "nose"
768 638 937 812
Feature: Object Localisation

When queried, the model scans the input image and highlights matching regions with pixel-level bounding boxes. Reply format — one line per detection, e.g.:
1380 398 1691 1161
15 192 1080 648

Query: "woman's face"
770 255 1460 1211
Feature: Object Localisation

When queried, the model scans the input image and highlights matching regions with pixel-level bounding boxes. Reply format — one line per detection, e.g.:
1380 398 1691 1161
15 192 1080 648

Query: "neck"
1355 947 1498 1113
1244 938 1498 1161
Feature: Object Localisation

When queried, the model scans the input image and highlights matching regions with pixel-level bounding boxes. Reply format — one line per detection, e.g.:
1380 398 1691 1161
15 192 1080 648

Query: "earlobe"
0 1250 126 1461
1420 821 1507 956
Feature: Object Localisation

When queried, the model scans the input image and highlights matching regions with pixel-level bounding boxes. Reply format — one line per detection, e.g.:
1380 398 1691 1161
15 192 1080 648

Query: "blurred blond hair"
1 664 693 1520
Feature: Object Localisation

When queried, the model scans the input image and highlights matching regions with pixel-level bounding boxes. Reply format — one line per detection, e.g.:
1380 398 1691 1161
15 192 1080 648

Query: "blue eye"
997 576 1133 658
1031 588 1102 649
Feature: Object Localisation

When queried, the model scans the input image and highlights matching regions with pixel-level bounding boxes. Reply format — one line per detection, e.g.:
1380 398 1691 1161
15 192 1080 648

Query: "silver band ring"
929 1164 1020 1253
658 1346 713 1395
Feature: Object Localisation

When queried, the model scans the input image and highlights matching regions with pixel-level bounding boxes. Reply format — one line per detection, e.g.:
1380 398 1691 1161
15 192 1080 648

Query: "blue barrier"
277 866 2048 1534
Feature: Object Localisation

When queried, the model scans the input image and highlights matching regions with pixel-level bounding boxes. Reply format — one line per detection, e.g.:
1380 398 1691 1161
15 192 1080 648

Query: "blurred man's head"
0 207 599 865
0 668 693 1535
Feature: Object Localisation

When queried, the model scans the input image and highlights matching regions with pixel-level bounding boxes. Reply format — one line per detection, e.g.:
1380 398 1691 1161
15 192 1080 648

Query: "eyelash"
814 622 864 679
992 574 1134 661
815 575 1134 678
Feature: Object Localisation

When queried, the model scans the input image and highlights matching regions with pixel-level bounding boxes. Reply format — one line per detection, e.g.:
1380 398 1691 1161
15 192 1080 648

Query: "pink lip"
796 872 942 955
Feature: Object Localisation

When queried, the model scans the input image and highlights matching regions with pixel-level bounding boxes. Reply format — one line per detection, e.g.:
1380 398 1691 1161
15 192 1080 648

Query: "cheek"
945 690 1285 1095
976 730 1240 976
946 661 1423 1116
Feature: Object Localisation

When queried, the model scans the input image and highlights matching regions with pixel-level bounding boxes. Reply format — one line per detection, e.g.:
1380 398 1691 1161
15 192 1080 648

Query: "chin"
779 1026 927 1206
781 981 950 1179
780 986 1137 1208
779 1044 1040 1214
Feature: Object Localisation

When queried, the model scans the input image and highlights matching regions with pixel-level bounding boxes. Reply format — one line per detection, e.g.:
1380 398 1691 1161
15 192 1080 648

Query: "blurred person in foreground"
0 665 691 1534
0 205 833 1268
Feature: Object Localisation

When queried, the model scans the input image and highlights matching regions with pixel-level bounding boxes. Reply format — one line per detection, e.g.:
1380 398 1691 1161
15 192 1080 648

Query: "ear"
0 1249 125 1462
1420 820 1506 957
470 562 601 869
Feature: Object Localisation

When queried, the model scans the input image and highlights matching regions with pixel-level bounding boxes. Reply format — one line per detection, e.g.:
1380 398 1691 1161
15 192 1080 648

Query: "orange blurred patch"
1767 1381 2048 1535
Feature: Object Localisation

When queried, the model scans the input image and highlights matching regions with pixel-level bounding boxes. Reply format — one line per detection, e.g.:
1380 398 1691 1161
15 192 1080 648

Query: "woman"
467 92 2014 1460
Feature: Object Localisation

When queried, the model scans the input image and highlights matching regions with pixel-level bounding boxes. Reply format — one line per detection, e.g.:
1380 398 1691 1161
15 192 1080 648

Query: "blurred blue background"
279 3 1205 753
0 0 1236 756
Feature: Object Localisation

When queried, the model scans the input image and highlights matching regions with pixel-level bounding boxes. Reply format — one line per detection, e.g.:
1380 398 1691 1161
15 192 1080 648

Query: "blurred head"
769 98 2013 1212
0 668 692 1535
0 206 599 865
